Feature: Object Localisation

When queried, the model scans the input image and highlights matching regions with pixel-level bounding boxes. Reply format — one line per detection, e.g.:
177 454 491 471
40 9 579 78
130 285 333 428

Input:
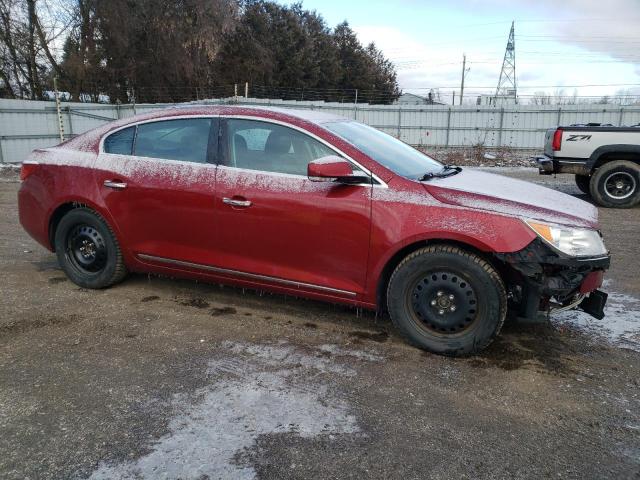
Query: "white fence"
1 97 640 163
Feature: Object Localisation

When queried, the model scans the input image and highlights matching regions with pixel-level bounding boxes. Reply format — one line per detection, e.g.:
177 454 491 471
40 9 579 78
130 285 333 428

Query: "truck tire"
575 175 591 195
54 208 128 288
386 245 507 356
589 160 640 208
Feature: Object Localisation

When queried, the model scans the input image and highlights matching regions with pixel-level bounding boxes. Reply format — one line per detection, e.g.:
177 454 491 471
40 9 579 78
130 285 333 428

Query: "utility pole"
459 54 470 105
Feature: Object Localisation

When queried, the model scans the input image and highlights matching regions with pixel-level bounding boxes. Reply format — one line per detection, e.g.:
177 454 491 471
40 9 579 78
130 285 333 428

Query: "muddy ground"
1 169 639 479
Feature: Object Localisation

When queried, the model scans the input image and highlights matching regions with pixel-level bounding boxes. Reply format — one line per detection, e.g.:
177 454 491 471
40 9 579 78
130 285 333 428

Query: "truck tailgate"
543 128 555 157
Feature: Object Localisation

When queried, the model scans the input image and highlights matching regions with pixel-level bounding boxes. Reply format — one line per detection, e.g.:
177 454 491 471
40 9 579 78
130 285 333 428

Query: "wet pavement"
1 168 639 479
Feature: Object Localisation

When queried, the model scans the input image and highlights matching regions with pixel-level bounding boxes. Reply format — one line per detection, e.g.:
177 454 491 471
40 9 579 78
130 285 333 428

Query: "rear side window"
104 126 135 155
134 118 213 163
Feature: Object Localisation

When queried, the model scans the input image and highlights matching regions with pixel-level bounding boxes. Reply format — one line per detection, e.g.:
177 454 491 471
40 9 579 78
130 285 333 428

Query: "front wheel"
387 245 507 356
589 160 640 208
54 208 127 288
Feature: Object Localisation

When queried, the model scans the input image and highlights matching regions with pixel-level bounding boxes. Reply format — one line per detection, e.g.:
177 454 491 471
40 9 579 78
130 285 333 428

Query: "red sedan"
18 106 610 355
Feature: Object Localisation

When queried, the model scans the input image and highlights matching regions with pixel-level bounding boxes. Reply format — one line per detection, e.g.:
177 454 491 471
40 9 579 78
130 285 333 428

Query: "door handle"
103 180 127 190
222 197 252 208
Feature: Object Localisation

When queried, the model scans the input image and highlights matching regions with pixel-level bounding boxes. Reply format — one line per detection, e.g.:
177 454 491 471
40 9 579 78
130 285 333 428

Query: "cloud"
350 1 640 98
509 0 639 64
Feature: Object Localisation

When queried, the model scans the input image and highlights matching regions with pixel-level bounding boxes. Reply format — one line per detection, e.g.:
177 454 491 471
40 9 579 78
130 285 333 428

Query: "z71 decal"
566 134 592 142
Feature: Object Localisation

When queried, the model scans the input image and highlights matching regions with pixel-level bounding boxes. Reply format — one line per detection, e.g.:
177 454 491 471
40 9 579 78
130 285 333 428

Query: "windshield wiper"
419 165 462 181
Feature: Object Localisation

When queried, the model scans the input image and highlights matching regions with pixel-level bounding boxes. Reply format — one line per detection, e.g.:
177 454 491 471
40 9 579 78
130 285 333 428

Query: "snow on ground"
554 282 640 352
88 341 380 480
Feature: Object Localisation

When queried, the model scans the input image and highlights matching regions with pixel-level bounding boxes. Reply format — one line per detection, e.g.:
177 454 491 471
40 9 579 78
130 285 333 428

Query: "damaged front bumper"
497 238 610 320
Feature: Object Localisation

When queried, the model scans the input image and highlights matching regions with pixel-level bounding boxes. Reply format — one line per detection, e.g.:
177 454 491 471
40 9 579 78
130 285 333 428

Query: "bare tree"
529 91 551 105
0 0 73 98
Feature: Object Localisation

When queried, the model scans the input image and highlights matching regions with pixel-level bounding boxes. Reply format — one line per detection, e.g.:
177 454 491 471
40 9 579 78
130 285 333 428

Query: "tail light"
20 161 39 181
551 129 562 151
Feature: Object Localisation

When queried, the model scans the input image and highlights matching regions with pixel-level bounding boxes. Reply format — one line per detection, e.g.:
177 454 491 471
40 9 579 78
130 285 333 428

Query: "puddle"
0 314 80 336
33 260 61 272
48 276 67 285
470 331 571 373
209 306 237 317
177 297 210 309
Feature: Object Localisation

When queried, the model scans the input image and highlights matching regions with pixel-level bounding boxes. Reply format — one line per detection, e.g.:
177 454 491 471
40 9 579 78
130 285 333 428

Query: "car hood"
423 169 599 229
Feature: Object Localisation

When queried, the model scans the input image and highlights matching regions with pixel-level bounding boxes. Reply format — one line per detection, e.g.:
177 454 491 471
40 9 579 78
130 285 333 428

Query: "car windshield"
323 120 443 179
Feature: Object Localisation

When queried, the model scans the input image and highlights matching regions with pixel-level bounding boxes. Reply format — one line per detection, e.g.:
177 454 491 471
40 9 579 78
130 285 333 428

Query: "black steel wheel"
409 271 478 334
387 245 506 356
54 208 127 288
65 224 108 275
590 160 640 208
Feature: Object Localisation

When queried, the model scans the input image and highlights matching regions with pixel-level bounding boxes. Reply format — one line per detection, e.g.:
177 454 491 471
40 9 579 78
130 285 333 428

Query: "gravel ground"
422 147 538 168
1 168 639 480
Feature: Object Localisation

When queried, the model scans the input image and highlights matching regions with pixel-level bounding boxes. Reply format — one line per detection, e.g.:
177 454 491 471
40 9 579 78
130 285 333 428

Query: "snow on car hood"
424 169 599 229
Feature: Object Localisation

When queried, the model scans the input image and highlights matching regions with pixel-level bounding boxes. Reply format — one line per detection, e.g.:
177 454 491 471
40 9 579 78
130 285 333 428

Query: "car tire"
589 160 640 208
54 207 127 289
574 174 591 195
387 245 507 356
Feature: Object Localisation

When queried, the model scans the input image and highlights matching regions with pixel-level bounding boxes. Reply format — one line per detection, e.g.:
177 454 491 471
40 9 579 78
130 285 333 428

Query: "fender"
364 215 537 303
587 144 640 170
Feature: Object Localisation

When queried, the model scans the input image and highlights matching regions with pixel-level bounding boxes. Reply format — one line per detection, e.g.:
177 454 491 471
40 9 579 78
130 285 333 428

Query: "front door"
94 117 220 264
213 118 372 297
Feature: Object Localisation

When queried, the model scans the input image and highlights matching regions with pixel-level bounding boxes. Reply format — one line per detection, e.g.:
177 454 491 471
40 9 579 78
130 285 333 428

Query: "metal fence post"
619 107 625 126
397 107 402 139
66 107 74 137
497 107 505 147
445 107 452 147
353 89 358 120
53 77 65 142
556 107 562 126
0 136 4 164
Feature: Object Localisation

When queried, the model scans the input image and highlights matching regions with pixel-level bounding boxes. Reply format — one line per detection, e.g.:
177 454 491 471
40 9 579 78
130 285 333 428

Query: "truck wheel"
386 245 507 356
54 208 128 288
590 160 640 208
574 175 591 195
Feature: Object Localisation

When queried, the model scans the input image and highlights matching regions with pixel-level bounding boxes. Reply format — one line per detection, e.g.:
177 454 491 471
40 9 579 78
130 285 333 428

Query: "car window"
324 120 443 180
104 126 135 155
226 119 338 176
134 118 212 163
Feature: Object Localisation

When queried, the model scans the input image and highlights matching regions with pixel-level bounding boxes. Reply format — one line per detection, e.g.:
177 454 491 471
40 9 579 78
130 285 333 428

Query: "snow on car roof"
60 104 351 153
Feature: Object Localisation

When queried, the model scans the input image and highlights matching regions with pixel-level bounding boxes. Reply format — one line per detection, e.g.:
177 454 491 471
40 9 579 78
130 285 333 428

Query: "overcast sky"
282 0 640 100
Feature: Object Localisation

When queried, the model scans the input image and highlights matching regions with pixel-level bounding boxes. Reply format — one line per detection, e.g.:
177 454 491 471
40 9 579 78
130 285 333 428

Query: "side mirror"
307 156 370 184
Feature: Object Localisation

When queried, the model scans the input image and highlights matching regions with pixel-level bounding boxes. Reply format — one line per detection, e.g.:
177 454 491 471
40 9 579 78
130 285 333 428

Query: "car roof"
173 104 349 124
60 104 351 153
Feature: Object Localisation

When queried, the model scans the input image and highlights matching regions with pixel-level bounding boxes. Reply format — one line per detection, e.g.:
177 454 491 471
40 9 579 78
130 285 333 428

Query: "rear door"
94 116 221 264
212 117 372 297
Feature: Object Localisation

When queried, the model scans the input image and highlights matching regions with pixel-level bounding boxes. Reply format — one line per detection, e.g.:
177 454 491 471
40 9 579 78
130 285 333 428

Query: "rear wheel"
54 208 127 288
589 160 640 208
386 245 507 356
574 174 591 195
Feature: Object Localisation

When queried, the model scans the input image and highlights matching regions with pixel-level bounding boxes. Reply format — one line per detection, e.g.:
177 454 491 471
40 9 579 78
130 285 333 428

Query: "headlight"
525 220 608 257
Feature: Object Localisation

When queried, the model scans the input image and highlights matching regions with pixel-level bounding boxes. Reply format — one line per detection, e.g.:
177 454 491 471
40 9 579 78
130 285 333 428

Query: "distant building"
395 92 444 106
476 92 518 106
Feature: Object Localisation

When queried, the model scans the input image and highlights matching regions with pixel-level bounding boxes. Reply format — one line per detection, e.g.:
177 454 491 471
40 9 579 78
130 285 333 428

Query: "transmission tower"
494 21 517 105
